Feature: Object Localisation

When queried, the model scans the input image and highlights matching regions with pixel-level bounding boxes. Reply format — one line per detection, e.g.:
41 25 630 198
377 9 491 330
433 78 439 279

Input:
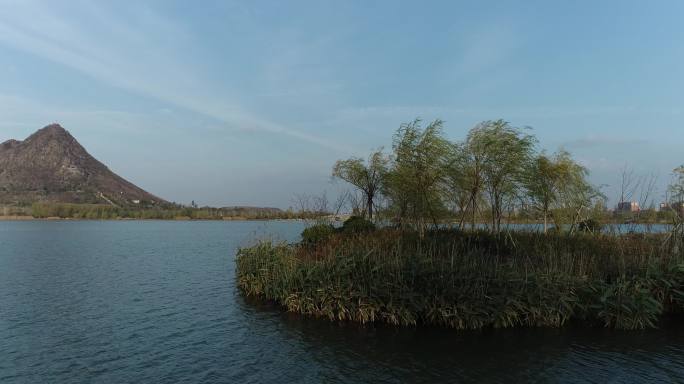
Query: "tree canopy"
332 150 388 219
332 118 601 235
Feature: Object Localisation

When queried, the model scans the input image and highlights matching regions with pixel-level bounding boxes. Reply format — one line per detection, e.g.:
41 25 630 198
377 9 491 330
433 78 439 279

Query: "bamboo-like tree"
526 152 557 233
668 165 684 220
462 127 488 230
467 120 536 232
444 142 472 229
525 150 580 233
554 156 603 233
330 117 604 234
385 119 451 235
332 150 388 220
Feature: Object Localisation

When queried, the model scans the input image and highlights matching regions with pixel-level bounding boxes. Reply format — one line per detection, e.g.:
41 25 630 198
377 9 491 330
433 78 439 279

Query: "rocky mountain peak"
0 124 166 206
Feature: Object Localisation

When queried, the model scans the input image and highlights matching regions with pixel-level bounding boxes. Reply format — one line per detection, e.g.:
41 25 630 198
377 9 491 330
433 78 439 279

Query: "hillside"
0 124 166 207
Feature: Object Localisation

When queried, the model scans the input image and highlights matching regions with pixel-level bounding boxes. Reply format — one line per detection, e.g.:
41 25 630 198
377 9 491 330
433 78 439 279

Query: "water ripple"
1 220 683 383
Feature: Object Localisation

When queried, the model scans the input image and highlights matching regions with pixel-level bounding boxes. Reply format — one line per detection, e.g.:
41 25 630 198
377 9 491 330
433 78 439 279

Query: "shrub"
578 218 603 233
341 216 376 234
301 224 336 244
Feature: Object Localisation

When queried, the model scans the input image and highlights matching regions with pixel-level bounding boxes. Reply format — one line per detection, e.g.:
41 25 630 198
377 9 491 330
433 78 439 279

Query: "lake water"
1 220 683 383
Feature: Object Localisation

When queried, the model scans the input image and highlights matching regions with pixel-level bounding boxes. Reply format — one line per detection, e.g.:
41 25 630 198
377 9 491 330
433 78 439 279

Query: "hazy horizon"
2 1 684 208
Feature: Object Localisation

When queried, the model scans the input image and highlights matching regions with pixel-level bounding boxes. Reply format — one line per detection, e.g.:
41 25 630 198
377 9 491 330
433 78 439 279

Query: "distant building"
617 201 640 213
659 202 684 215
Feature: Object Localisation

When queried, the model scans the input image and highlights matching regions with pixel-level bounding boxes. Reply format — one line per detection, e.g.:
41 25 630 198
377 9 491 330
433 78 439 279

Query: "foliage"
341 215 376 234
553 156 605 234
332 117 603 234
467 120 536 232
29 202 318 220
384 119 452 235
301 224 336 244
31 203 119 219
443 141 472 228
525 150 600 233
578 218 603 233
333 151 388 220
237 229 684 330
525 153 560 233
0 205 31 216
669 165 684 204
668 165 684 222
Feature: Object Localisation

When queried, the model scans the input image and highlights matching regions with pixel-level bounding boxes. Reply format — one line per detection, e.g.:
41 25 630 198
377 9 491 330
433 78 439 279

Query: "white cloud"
0 1 342 150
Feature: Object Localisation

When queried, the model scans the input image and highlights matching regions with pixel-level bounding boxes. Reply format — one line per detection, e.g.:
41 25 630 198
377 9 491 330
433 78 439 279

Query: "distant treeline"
0 205 31 217
28 203 321 220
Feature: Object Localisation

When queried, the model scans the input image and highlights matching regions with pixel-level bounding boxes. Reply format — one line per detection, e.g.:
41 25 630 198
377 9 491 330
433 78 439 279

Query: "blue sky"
1 0 683 208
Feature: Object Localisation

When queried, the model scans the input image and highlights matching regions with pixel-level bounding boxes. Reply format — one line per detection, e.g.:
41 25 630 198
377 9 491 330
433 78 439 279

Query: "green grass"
236 229 684 330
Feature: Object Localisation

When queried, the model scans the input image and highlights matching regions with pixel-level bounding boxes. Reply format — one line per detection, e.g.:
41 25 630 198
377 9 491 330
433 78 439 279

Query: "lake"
1 220 683 383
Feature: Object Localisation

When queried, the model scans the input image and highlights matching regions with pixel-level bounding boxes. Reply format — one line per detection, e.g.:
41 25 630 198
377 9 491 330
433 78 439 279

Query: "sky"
1 0 683 208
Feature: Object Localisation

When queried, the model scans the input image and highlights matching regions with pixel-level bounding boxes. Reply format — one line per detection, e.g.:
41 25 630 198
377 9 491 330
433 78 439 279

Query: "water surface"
1 221 683 383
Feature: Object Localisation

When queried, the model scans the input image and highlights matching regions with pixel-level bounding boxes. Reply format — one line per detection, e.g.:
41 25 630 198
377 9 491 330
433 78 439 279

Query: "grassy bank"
236 229 684 330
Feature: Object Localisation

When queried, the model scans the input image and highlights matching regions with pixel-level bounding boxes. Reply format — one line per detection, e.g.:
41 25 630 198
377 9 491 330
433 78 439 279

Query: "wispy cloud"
0 0 342 150
0 92 176 137
562 135 649 149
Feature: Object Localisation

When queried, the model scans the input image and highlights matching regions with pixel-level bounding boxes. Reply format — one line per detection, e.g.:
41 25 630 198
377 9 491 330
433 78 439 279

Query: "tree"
526 152 558 233
616 167 658 222
385 119 452 235
328 116 607 235
467 120 536 232
525 150 582 233
553 155 603 234
332 150 388 220
668 165 684 220
461 128 487 230
444 141 472 229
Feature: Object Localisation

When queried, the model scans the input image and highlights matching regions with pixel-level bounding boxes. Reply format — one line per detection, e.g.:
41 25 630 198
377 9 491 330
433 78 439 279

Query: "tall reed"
236 229 684 330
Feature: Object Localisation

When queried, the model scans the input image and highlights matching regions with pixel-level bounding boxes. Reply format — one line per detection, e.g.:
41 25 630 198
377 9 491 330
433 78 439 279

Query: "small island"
237 119 684 330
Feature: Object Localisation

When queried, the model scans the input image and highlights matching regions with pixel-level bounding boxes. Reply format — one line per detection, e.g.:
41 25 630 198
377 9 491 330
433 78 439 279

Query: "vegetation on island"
237 226 684 330
237 118 684 330
328 118 607 233
331 119 681 229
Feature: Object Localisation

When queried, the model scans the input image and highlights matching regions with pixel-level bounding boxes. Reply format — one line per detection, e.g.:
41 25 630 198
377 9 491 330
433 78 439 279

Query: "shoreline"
0 216 675 226
0 216 312 222
0 215 36 221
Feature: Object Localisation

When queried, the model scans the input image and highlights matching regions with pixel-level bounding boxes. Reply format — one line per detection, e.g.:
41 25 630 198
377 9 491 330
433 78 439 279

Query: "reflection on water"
0 221 682 383
274 312 684 383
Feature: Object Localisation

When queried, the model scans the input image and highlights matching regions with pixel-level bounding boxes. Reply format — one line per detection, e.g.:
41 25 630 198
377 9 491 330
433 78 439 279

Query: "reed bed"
236 229 684 330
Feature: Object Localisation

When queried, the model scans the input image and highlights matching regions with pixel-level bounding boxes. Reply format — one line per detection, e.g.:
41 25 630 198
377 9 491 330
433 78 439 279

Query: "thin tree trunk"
471 194 477 231
458 199 471 230
367 194 373 220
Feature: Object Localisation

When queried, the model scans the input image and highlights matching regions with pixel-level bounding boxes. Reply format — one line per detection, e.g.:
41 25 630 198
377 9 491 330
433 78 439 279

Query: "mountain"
0 124 166 206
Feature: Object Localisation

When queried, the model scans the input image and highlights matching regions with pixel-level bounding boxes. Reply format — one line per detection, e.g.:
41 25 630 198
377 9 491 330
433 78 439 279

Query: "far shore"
0 215 675 227
0 215 314 222
0 215 36 220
